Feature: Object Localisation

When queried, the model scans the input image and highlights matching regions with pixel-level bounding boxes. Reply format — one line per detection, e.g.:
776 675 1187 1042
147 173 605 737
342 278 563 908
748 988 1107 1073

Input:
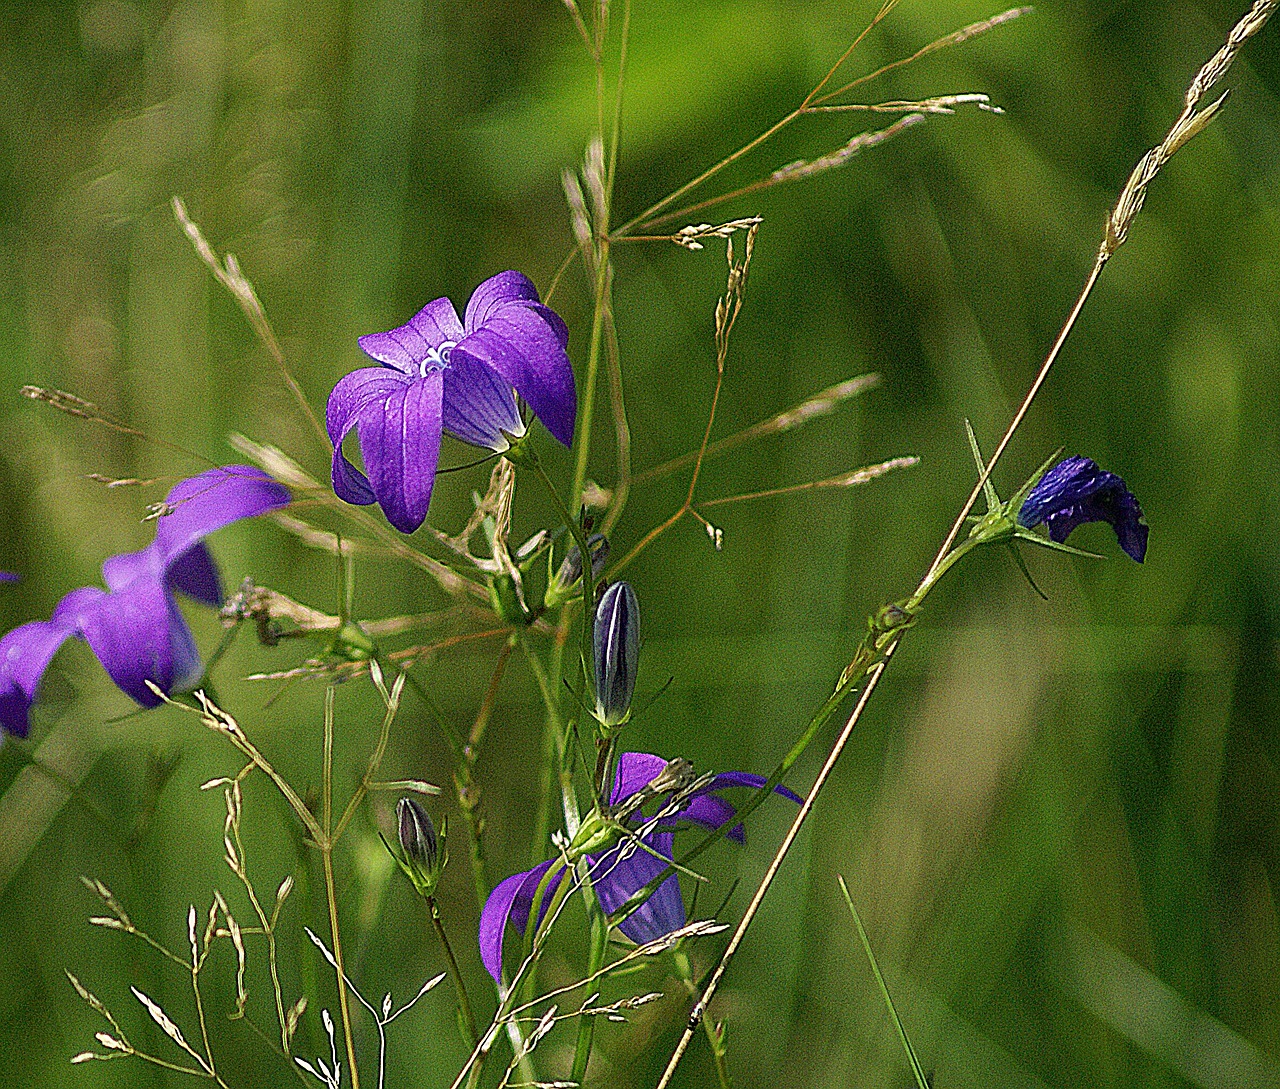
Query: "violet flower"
0 466 289 736
478 752 801 982
1017 455 1148 562
327 271 576 534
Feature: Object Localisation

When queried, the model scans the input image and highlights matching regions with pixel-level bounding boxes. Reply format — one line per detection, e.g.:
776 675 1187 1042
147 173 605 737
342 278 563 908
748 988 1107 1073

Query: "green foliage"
1 1 1278 1087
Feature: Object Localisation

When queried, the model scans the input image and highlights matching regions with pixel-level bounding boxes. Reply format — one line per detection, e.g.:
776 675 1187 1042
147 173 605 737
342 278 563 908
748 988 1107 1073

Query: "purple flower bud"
396 797 445 896
593 581 639 729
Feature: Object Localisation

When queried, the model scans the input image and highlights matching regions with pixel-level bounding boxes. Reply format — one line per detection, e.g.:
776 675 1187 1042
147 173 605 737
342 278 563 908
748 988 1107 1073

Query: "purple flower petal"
326 368 414 505
1018 455 1148 562
463 272 541 332
479 859 566 983
358 298 464 372
452 305 576 448
0 619 77 736
101 546 162 594
1017 456 1108 528
591 830 686 945
355 373 444 534
682 793 746 842
0 573 18 583
151 466 291 571
704 770 804 806
165 542 222 607
64 581 200 708
611 752 669 805
440 349 524 449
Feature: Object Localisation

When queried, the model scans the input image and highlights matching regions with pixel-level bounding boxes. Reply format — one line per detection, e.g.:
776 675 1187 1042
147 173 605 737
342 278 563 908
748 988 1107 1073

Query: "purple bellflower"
327 271 576 534
478 751 802 983
0 466 290 737
1017 455 1148 562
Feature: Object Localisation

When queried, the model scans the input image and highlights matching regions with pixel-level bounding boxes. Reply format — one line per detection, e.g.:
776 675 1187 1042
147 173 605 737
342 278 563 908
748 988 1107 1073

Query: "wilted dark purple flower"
0 466 289 736
327 271 576 534
477 751 801 982
594 581 639 728
1017 455 1148 562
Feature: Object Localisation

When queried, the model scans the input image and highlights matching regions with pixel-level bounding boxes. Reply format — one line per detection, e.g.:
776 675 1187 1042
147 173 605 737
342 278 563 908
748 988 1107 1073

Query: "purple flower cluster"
0 466 289 736
478 752 801 982
1017 455 1148 562
328 272 576 534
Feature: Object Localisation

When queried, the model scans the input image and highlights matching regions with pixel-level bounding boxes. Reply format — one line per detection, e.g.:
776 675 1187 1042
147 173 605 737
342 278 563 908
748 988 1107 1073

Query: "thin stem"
520 450 598 722
322 686 361 1089
673 950 731 1089
333 666 405 843
429 898 480 1045
571 247 612 513
655 650 896 1089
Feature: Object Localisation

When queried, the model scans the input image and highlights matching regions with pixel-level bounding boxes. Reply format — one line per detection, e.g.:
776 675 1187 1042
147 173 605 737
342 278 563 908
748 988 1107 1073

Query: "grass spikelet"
1103 0 1277 255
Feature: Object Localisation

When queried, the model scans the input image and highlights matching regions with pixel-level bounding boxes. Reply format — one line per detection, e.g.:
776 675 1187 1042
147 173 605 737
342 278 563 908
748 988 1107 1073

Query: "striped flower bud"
593 581 639 730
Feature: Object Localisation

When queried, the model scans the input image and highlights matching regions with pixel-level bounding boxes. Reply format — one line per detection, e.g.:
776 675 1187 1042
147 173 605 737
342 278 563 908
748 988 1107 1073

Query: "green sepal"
1003 446 1065 519
1006 542 1048 600
487 573 530 625
965 419 1001 514
326 620 377 663
1013 527 1103 559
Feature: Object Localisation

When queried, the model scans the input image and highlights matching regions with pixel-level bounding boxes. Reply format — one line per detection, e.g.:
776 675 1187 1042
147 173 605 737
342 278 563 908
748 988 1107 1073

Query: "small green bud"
544 533 609 609
329 621 376 662
566 808 623 861
487 572 529 625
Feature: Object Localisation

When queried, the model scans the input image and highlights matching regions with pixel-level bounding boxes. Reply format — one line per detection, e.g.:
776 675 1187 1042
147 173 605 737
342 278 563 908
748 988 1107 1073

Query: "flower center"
418 340 456 377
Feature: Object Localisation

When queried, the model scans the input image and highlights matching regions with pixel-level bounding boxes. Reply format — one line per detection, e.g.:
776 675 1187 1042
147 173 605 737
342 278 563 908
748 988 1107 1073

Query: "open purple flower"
478 752 801 982
1017 455 1148 562
327 271 575 534
0 466 289 737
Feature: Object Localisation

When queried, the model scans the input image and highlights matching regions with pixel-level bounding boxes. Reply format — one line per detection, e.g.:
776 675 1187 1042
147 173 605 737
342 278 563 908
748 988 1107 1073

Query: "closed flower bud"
396 797 445 897
593 581 639 730
545 533 609 608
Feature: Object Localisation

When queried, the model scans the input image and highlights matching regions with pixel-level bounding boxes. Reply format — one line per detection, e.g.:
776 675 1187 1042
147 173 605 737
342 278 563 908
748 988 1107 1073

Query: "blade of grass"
838 876 929 1089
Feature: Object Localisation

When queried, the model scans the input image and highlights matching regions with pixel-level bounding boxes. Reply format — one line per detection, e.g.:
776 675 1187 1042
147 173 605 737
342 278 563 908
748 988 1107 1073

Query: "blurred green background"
2 0 1279 1086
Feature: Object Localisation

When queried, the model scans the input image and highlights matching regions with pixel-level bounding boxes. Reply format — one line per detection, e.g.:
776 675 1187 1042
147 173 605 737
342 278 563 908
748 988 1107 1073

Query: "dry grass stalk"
811 6 1032 105
172 197 327 450
1103 0 1277 256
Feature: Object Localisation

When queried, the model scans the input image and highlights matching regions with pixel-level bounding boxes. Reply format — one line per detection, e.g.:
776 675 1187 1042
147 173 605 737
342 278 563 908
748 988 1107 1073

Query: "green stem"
321 686 361 1089
429 897 480 1046
673 949 732 1089
570 905 609 1083
571 145 614 514
513 447 597 735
